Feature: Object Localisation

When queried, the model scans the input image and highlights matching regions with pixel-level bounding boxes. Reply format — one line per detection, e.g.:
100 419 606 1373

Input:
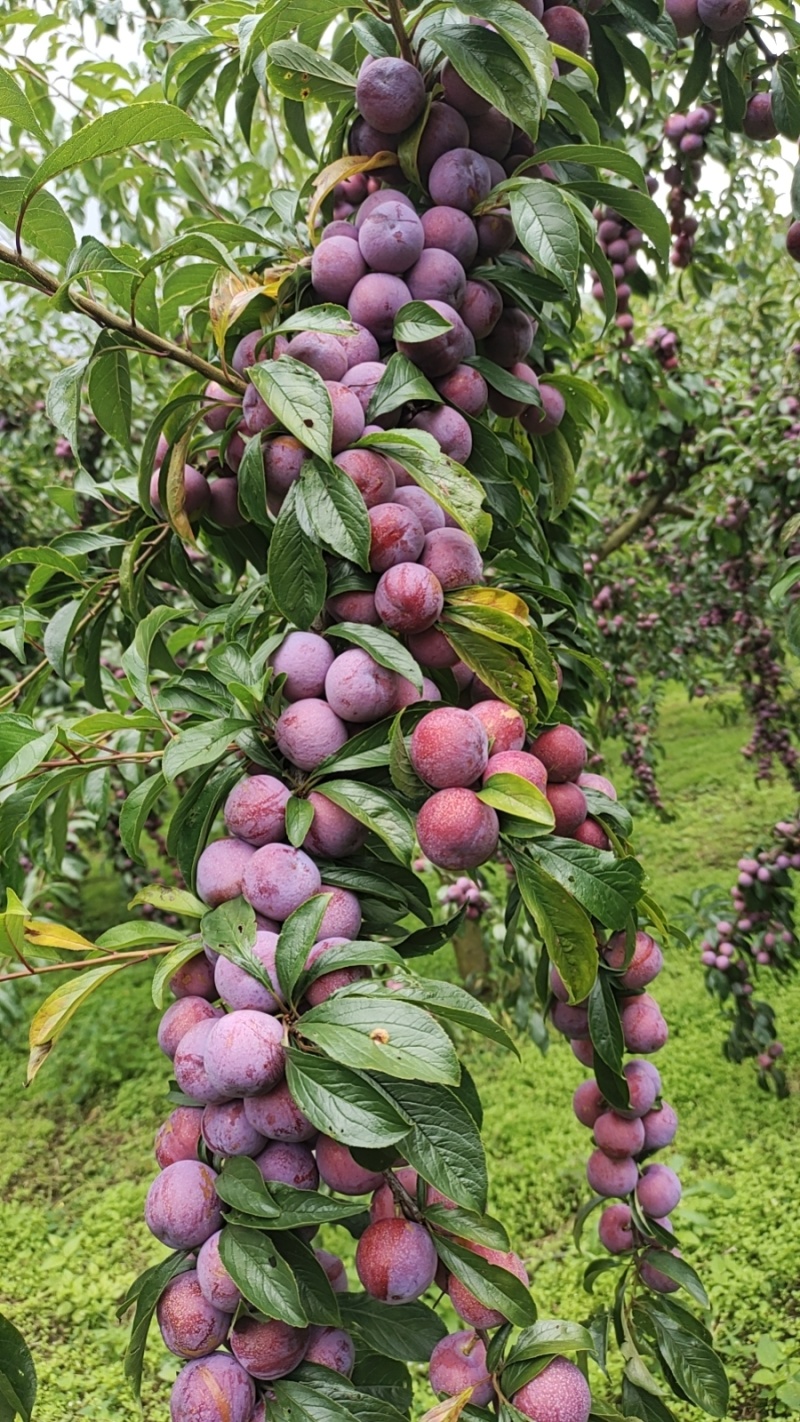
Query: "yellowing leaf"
308 152 401 241
419 1387 475 1422
27 961 131 1083
447 585 531 623
23 920 96 952
210 268 263 358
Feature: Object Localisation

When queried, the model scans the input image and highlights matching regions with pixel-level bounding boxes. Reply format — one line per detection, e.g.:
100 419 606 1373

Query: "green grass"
1 685 797 1421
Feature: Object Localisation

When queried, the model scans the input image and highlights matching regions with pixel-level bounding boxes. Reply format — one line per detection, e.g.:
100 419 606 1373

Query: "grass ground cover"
0 686 797 1420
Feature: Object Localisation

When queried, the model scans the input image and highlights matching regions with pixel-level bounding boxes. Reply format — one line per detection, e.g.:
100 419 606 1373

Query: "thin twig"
0 943 175 984
386 0 415 63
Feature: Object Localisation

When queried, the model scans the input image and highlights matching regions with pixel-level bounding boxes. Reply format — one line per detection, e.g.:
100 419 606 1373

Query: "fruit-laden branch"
0 241 246 394
595 471 680 562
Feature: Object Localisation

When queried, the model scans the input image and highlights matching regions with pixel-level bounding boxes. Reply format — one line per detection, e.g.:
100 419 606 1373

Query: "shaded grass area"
0 686 797 1420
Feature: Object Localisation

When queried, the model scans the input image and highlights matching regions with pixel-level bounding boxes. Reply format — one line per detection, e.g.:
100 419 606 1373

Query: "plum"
155 1106 203 1168
196 837 256 908
418 103 470 181
574 818 610 850
641 1101 678 1151
214 930 282 1014
326 589 380 625
542 5 591 56
230 1316 310 1380
317 887 362 940
585 1148 638 1198
743 91 777 140
639 1251 681 1293
241 382 276 436
397 298 473 378
603 931 663 989
546 782 588 836
621 994 669 1054
394 674 442 708
196 1229 242 1313
697 0 748 29
410 707 489 787
174 1018 230 1104
476 210 515 259
338 323 380 367
435 363 489 415
411 405 472 462
440 60 491 117
488 362 540 420
157 1269 231 1359
326 381 366 453
416 788 499 869
637 1163 682 1217
572 1079 605 1128
617 1059 660 1119
275 698 349 771
368 501 426 571
355 188 415 228
666 0 699 31
158 997 223 1061
448 1245 529 1328
374 562 444 633
356 1218 438 1303
286 331 347 382
598 1203 634 1254
470 700 525 754
393 486 446 533
324 647 398 722
321 219 359 241
255 1140 319 1190
243 844 322 921
530 724 587 782
468 107 513 160
429 1330 493 1407
482 749 547 793
224 774 290 847
232 329 266 374
407 626 457 668
407 248 467 308
203 382 240 434
356 56 426 134
204 1010 285 1097
340 362 387 418
316 1248 349 1293
420 527 483 588
359 201 425 274
202 1098 267 1158
271 632 335 703
311 237 367 304
244 1077 316 1143
304 790 367 857
348 273 412 342
521 382 566 437
461 279 503 339
316 1135 384 1193
551 1000 590 1039
421 206 479 268
482 307 535 366
169 1353 255 1422
264 434 306 500
145 1160 222 1250
512 1356 591 1422
305 1324 355 1375
594 1110 645 1160
428 147 492 212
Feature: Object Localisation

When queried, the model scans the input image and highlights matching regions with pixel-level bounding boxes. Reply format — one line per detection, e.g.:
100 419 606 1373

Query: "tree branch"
386 0 415 63
0 943 175 984
595 473 679 562
0 242 246 394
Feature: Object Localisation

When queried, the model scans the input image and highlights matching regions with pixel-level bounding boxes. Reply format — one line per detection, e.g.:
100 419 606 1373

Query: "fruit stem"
386 0 415 64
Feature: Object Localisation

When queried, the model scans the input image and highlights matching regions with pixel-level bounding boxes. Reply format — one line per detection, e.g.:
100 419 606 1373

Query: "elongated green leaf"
510 850 597 1003
339 1295 446 1362
268 484 328 628
359 430 490 550
297 459 371 569
588 969 624 1069
27 961 131 1082
285 1048 411 1147
376 1077 487 1212
275 893 332 1000
273 1232 342 1326
299 995 461 1084
368 354 441 422
510 181 580 291
649 1309 728 1416
434 1237 537 1327
119 774 167 864
394 301 453 343
429 21 546 137
250 357 332 460
529 839 643 928
327 623 423 691
122 1253 191 1400
161 716 247 782
313 779 415 863
219 1226 307 1325
267 40 358 101
0 67 45 139
0 179 74 264
479 773 554 827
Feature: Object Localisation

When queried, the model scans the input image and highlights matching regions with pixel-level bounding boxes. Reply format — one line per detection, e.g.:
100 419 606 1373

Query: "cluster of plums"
701 819 800 983
665 0 749 40
645 325 680 371
662 106 714 270
548 838 683 1287
590 203 646 341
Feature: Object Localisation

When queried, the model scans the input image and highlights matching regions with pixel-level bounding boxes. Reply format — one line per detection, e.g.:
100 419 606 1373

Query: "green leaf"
588 971 624 1069
465 356 542 406
214 1157 281 1218
202 896 279 996
367 354 442 422
429 20 547 137
434 1236 537 1327
510 850 598 1003
621 1378 676 1422
151 940 202 1009
503 1319 597 1392
568 182 669 264
46 360 87 459
510 182 581 291
219 1226 307 1326
370 978 518 1054
275 893 332 1000
119 774 167 865
479 773 554 827
649 1309 728 1417
338 1295 446 1362
393 301 454 343
359 429 490 550
285 1048 411 1147
268 485 328 628
267 40 358 102
640 1252 709 1308
22 103 212 214
161 717 247 783
297 459 371 570
772 56 800 140
531 143 646 190
26 960 131 1084
0 1311 37 1422
128 884 207 918
375 1077 487 1212
529 839 644 928
542 427 576 517
0 67 45 139
299 995 461 1085
717 54 746 130
88 334 132 451
249 358 332 461
328 623 423 692
0 179 74 264
441 624 537 724
286 795 315 848
237 433 271 529
0 727 57 792
313 779 415 863
273 1233 342 1326
122 1253 191 1400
